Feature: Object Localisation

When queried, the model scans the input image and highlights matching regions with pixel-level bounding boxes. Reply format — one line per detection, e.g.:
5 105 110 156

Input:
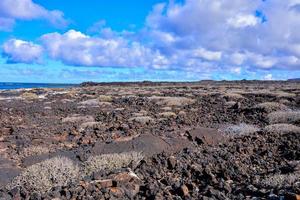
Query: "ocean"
0 82 76 90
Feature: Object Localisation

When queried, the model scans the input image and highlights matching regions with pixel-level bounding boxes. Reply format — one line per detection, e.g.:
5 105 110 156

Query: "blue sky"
0 0 300 83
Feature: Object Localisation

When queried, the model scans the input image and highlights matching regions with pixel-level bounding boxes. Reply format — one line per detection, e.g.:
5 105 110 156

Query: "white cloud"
144 0 300 71
2 0 300 80
0 0 67 31
264 74 273 80
2 39 43 64
40 30 168 68
227 14 259 28
193 48 222 61
230 67 242 74
247 53 278 69
230 52 246 65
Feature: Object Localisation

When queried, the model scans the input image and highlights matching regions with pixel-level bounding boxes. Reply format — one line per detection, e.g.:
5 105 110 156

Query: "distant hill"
288 78 300 81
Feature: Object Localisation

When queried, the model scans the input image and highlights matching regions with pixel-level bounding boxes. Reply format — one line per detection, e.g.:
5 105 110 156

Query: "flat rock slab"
92 134 191 157
186 127 225 146
0 157 20 188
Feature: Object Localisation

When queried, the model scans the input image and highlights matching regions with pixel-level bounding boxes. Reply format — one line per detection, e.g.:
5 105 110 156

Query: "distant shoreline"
0 82 77 90
0 79 299 90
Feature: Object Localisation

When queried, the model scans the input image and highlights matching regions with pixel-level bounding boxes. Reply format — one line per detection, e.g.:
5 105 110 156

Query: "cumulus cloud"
264 74 273 80
193 48 222 61
40 30 169 68
2 39 43 64
227 14 259 28
0 17 14 31
144 0 300 71
0 0 67 31
230 67 242 75
1 0 300 79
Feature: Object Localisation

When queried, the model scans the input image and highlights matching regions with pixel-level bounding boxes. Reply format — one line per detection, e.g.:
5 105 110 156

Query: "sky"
0 0 300 83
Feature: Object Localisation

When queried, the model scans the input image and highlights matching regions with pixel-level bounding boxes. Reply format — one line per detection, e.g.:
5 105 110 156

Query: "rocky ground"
0 81 299 200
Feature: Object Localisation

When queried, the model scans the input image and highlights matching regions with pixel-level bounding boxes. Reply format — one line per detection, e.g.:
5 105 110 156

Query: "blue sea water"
0 82 76 90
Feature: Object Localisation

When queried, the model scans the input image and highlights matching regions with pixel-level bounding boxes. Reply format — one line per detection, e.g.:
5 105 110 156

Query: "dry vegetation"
20 145 51 158
264 124 300 134
261 173 300 188
84 152 143 176
268 111 300 124
129 116 154 124
148 96 195 106
254 102 289 112
21 92 39 100
220 123 260 136
7 157 80 193
158 112 177 118
221 93 245 101
98 95 113 102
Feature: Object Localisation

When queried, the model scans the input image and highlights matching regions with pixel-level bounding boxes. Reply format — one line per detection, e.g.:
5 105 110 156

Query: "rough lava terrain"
0 81 299 200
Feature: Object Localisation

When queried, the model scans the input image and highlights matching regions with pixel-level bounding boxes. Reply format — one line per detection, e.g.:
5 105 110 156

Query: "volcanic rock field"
0 81 299 200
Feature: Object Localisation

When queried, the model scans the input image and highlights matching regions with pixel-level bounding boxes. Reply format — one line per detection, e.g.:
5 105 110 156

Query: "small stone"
0 127 13 135
168 156 177 169
180 184 189 196
92 170 106 180
109 187 124 198
30 192 41 200
94 179 113 188
285 193 300 200
9 187 20 197
0 192 12 200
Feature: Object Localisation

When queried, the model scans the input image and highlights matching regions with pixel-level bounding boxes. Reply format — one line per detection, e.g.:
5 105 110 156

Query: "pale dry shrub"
132 112 145 117
21 146 51 157
161 107 172 111
79 122 103 132
254 102 289 112
98 102 112 106
279 99 291 105
7 157 80 193
84 152 143 176
221 123 260 136
129 116 154 124
275 91 296 98
78 99 99 106
65 90 78 98
159 112 177 118
62 115 94 123
148 96 195 107
98 95 113 102
268 111 300 124
21 92 39 100
222 93 245 101
264 124 300 134
261 173 300 188
178 111 187 117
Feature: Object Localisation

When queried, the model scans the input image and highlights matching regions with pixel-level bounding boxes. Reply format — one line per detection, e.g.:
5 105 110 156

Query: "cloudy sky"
0 0 300 83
